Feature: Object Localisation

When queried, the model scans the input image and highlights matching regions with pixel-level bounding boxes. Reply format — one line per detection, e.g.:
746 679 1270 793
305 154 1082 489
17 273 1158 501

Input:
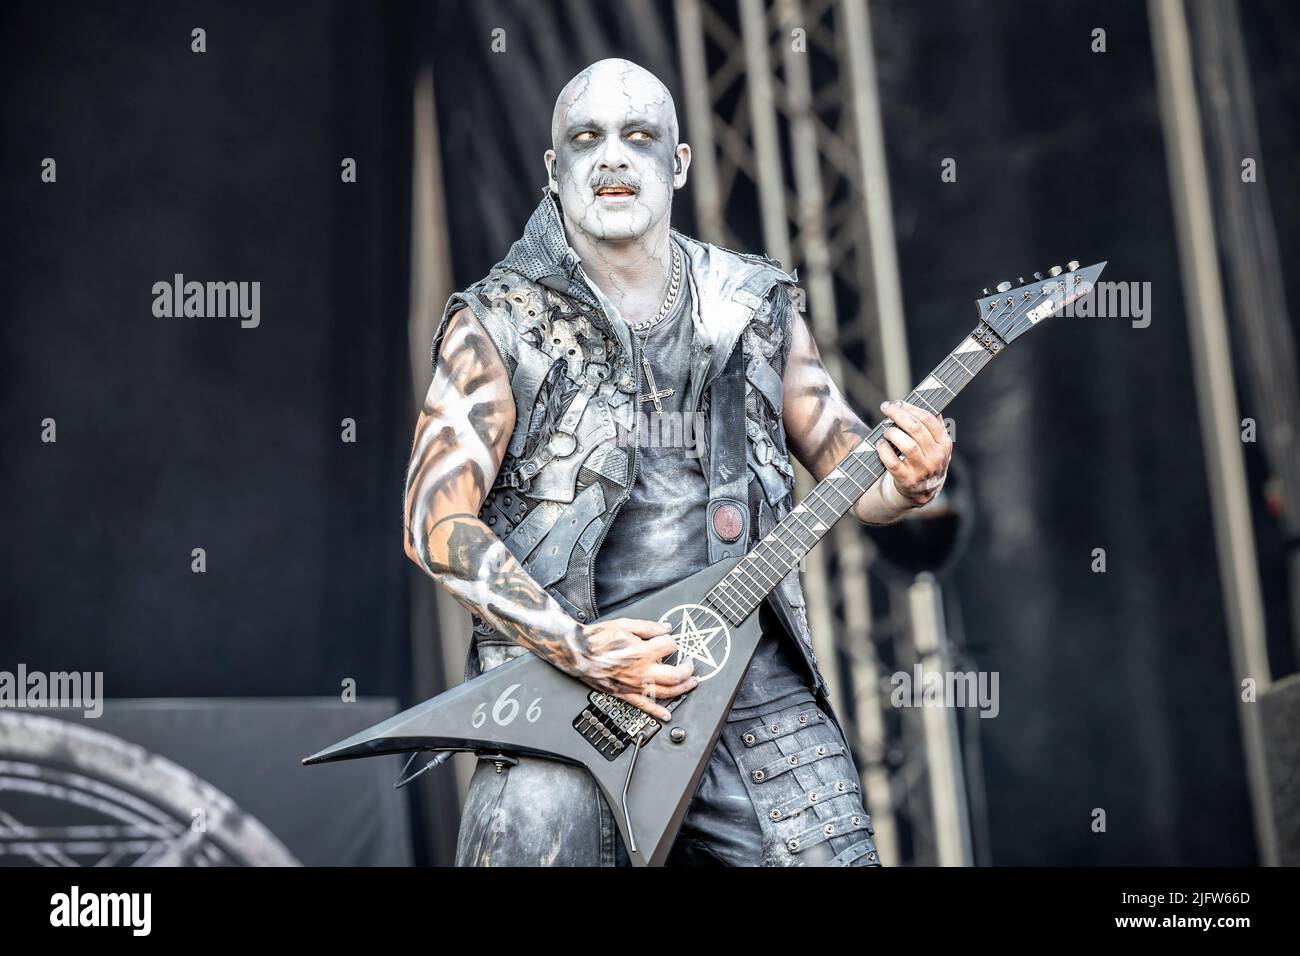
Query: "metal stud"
743 733 755 745
753 770 765 782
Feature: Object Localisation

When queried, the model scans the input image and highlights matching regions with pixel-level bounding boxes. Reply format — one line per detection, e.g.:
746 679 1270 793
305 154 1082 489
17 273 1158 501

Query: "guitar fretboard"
706 327 997 624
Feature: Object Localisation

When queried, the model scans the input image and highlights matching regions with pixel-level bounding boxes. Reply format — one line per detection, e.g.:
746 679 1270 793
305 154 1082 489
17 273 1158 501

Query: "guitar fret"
770 527 807 567
730 565 765 602
808 498 835 528
751 542 784 578
909 391 938 415
764 533 797 567
824 479 856 507
717 595 748 624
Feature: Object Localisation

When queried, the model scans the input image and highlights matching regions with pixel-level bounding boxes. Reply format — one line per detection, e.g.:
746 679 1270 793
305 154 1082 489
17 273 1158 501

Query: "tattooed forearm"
402 307 594 672
425 518 593 672
781 311 912 525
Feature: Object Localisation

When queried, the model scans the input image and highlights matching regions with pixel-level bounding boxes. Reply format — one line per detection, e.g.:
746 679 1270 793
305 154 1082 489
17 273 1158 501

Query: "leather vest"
433 193 829 699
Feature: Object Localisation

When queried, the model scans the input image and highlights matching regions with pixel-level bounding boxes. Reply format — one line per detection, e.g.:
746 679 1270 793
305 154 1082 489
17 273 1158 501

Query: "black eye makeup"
565 121 662 148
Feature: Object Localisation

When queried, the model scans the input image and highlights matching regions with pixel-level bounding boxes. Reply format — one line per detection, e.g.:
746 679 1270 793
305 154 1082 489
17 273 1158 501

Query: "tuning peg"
1067 260 1080 272
1047 265 1063 277
1033 272 1044 280
982 287 990 295
995 280 1012 293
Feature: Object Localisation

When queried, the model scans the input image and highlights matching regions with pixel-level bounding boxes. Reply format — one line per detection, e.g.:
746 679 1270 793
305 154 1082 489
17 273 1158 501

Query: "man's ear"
543 148 558 193
673 144 692 188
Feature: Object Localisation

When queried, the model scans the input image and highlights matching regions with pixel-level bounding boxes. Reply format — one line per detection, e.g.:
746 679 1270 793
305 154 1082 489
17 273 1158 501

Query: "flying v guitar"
304 260 1106 866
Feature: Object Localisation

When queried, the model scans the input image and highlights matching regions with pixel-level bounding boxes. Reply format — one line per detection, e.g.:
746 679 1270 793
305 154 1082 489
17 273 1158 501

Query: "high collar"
501 192 798 387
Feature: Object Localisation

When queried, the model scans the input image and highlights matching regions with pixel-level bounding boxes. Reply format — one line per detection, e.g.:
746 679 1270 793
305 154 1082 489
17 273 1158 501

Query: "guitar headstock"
974 260 1106 344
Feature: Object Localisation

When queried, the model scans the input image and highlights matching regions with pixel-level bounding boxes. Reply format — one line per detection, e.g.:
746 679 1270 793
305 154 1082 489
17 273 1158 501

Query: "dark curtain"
1 1 416 706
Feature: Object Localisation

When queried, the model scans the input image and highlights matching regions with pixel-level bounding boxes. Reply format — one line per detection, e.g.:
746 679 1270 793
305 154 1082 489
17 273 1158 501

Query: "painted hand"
874 400 952 508
576 617 695 721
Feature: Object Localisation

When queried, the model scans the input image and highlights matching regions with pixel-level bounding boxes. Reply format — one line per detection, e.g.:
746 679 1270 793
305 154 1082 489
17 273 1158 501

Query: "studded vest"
432 193 829 699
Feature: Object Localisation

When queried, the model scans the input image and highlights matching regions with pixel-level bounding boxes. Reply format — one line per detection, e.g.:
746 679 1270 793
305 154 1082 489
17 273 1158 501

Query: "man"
403 58 951 866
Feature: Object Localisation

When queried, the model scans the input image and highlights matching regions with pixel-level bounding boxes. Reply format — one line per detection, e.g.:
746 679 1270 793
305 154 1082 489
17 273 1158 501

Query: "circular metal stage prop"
0 712 298 867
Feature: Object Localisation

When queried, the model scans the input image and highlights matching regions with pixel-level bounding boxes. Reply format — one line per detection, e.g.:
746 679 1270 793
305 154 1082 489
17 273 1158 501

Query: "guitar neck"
706 325 999 623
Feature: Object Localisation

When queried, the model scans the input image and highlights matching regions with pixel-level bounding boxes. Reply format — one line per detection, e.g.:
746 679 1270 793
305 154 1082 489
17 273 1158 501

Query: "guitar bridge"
574 692 662 761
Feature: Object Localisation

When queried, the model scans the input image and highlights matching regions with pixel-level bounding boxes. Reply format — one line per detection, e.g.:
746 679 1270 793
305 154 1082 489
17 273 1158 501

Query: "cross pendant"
640 356 674 416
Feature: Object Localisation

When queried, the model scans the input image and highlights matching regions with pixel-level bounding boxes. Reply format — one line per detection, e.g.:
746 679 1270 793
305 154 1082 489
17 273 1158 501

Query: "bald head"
544 58 690 243
550 58 679 150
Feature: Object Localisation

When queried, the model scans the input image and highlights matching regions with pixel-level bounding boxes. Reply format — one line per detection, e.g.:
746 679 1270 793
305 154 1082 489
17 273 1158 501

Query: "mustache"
591 173 641 192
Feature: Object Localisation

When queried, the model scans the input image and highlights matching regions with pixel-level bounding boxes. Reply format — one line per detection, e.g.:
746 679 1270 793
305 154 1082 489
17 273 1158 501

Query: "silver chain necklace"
631 242 683 333
634 242 683 416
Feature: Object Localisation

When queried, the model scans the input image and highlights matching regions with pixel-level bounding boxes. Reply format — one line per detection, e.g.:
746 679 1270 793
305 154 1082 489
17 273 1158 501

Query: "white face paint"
548 61 681 243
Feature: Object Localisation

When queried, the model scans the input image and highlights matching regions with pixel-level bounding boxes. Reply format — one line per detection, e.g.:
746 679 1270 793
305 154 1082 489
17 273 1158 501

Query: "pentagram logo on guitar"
660 604 731 682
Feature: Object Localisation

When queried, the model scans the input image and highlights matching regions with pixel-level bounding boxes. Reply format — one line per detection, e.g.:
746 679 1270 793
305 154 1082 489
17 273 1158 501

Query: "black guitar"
304 261 1106 866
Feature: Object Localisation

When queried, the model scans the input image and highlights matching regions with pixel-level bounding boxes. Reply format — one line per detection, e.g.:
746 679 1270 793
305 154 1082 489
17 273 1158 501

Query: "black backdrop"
2 1 415 701
4 0 1297 866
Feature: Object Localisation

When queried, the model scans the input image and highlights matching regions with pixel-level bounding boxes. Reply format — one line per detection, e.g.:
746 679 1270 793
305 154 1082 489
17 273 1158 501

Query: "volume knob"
1047 265 1063 277
995 281 1012 293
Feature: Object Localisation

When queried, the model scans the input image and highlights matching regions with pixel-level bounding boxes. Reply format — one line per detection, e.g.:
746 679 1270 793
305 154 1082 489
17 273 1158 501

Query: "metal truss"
674 0 974 865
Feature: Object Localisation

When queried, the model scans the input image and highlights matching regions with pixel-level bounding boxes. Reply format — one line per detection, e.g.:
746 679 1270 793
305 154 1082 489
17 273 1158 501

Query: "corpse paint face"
547 60 684 242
